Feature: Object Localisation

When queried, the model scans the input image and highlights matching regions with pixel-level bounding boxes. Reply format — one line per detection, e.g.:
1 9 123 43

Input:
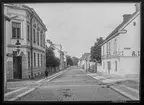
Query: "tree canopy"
46 46 60 67
66 55 73 66
72 57 79 65
90 37 104 63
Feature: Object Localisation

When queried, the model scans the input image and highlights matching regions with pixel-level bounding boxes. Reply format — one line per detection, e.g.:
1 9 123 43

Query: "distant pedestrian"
45 70 48 78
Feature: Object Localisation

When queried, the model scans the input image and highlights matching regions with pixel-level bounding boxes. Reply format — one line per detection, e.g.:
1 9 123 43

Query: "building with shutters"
101 3 140 77
4 4 47 79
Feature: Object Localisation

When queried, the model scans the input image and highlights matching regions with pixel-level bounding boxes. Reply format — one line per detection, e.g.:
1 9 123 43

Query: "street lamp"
15 40 21 55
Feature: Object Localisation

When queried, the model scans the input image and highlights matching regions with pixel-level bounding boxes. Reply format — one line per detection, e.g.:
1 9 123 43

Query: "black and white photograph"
3 2 140 102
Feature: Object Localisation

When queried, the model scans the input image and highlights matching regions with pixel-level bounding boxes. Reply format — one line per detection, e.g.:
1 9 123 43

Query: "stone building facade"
4 4 47 79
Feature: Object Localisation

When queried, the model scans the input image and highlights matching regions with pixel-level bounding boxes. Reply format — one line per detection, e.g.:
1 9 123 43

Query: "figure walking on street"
45 70 48 78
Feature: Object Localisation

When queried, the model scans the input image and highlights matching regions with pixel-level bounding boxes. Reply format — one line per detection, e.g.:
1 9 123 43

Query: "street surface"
16 66 130 101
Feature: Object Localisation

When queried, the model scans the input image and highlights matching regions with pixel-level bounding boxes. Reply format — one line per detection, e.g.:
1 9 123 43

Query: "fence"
46 66 60 76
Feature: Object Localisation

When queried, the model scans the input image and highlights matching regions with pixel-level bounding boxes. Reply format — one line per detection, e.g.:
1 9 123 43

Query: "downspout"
30 12 33 79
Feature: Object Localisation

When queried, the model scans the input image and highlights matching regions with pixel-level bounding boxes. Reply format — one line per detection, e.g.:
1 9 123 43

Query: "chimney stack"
122 14 131 23
135 3 140 12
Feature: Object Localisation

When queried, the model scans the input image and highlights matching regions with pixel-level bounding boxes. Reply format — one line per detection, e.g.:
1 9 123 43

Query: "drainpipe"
30 13 33 79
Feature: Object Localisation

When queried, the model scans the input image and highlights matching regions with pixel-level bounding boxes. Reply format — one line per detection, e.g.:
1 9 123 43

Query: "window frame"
28 52 30 68
12 21 21 39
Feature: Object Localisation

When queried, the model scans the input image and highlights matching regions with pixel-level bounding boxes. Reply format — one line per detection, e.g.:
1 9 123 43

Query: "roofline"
5 4 47 31
100 11 140 46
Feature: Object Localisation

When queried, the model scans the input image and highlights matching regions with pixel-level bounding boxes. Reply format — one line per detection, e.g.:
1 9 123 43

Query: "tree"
46 46 60 67
66 55 73 66
90 37 104 64
72 57 79 65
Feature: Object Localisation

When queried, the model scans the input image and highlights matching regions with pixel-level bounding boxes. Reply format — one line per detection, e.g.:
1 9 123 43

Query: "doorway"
13 56 22 79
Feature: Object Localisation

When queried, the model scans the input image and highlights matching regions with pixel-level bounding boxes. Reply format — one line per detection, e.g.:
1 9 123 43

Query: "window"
115 61 117 71
38 54 39 67
133 22 136 26
115 39 117 54
107 43 108 55
33 28 36 43
34 53 36 67
28 52 30 68
40 34 42 46
12 22 21 38
103 46 104 56
109 42 111 55
41 54 42 66
37 31 39 45
107 42 111 55
103 61 105 69
27 25 30 41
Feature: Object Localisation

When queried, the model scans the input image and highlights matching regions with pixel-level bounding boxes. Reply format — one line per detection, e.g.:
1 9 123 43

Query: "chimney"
135 3 140 12
122 14 131 22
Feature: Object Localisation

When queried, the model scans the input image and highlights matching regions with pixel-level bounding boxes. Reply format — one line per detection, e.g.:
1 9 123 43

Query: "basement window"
133 22 136 26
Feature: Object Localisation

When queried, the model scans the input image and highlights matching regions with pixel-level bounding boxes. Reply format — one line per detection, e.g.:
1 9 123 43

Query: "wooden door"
13 56 22 79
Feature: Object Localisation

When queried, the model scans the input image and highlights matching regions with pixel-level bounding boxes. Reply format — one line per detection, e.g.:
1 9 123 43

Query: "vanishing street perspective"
4 3 140 102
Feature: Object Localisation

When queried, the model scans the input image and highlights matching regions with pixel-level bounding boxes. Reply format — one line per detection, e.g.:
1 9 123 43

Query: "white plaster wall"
120 14 140 54
120 57 140 75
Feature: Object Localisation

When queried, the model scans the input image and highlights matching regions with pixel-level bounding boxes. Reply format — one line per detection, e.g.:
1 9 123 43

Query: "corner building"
4 4 47 79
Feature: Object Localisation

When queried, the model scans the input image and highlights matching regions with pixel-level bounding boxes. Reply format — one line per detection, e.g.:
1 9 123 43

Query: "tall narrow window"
27 25 30 41
37 31 39 45
109 42 111 55
103 46 104 56
12 22 21 38
103 61 105 69
115 39 117 54
106 43 108 55
41 54 42 67
28 52 30 68
34 53 36 67
43 36 45 47
115 61 117 71
41 34 42 46
33 28 36 43
38 54 39 67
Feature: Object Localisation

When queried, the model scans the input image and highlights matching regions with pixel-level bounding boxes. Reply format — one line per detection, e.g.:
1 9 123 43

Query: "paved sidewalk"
4 69 67 101
86 72 140 100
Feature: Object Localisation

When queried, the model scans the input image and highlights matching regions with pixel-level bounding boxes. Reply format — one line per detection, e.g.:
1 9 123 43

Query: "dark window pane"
41 54 42 66
38 54 39 67
37 31 39 45
12 27 16 38
33 29 35 42
27 25 29 40
17 28 20 38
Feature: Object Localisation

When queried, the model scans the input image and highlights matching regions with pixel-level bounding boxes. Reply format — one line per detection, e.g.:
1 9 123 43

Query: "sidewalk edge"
110 86 139 100
4 70 67 101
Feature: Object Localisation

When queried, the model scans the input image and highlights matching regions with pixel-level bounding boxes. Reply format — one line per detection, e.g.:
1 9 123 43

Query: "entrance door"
107 61 111 74
13 56 22 79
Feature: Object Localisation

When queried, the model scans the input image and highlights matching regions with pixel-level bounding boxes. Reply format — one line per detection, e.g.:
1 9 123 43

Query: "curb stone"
85 72 139 100
110 86 139 100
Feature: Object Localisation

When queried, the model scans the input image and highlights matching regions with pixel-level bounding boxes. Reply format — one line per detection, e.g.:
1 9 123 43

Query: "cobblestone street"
16 66 130 101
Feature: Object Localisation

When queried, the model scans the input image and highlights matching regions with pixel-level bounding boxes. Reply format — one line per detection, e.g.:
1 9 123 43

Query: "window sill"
11 38 24 40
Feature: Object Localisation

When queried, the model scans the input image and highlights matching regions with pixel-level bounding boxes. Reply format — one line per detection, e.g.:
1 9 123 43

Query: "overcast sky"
26 3 136 58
